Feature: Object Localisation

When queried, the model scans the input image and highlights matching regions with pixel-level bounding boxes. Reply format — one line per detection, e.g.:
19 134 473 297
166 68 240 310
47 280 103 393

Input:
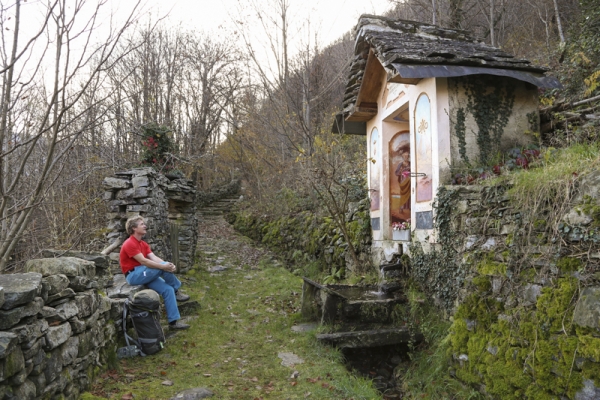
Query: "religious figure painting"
389 131 411 224
414 94 433 202
369 127 380 211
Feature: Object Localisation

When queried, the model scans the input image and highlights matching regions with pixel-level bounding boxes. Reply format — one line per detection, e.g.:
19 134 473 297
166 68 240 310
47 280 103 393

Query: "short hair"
126 215 145 236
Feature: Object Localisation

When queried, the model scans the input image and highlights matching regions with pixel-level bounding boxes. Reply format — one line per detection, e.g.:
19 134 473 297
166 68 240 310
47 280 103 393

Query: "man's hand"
162 262 176 272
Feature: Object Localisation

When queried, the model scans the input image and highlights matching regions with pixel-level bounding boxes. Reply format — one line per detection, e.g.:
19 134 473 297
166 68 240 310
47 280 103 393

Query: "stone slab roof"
341 15 560 115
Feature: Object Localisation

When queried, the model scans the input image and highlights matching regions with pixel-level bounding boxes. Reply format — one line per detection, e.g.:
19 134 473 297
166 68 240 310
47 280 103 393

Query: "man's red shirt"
120 236 152 274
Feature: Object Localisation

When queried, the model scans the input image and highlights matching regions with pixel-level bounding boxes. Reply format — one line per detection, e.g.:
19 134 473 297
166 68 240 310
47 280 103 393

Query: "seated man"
120 215 190 330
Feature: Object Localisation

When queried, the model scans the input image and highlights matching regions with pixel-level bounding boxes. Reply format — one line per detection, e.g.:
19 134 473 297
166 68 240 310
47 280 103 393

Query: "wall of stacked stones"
102 168 198 273
416 174 600 397
0 254 143 400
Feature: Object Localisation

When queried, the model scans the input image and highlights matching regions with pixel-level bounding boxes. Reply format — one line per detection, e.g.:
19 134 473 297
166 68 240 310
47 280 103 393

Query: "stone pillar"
102 168 197 272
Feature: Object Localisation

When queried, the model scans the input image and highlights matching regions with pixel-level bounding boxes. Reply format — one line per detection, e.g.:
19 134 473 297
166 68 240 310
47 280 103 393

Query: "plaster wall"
367 73 452 266
447 77 538 167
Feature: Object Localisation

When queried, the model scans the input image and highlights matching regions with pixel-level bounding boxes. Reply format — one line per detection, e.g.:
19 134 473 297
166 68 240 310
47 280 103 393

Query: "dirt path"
85 215 381 400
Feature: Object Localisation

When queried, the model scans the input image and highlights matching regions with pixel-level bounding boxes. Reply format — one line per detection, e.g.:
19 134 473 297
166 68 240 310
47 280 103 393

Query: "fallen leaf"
290 381 297 386
160 371 167 376
194 363 201 367
121 393 134 400
161 380 173 386
251 377 258 382
203 374 212 377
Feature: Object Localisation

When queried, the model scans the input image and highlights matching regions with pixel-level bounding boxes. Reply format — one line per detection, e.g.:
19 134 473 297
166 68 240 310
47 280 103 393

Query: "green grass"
84 254 381 399
398 286 483 400
507 143 600 206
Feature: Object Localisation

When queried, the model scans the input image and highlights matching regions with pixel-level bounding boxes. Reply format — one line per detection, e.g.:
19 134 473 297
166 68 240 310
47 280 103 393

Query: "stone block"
9 318 48 345
14 379 36 400
102 177 131 190
0 273 42 310
103 191 115 201
107 274 144 299
0 287 4 309
521 284 542 307
51 301 79 322
26 257 96 278
575 378 600 400
41 250 110 271
0 298 43 330
60 336 79 366
109 298 126 321
132 176 150 188
42 274 70 296
29 373 46 396
77 331 93 358
69 276 97 292
481 237 498 250
9 361 29 385
44 323 72 351
0 332 18 359
127 204 151 213
108 219 125 232
43 350 64 390
132 186 151 198
0 346 24 381
46 288 76 305
116 188 135 200
68 317 86 334
22 339 43 361
573 287 600 330
98 295 112 314
84 310 100 330
75 291 98 318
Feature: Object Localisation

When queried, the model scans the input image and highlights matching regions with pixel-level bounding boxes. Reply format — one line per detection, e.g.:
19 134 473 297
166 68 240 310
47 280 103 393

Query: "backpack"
120 289 166 357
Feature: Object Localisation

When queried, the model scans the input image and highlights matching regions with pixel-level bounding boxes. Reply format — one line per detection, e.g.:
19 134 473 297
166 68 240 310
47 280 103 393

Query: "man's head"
126 215 146 236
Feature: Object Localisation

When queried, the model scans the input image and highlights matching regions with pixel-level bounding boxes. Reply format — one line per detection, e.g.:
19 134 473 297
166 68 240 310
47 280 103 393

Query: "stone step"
316 327 422 348
199 210 225 216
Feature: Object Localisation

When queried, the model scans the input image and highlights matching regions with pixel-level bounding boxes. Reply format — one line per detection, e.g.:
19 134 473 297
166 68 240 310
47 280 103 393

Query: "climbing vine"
455 107 469 164
409 186 465 310
454 76 516 165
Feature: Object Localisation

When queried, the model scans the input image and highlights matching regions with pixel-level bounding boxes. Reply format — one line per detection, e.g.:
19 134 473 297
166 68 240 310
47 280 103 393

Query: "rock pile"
0 256 121 399
102 168 198 273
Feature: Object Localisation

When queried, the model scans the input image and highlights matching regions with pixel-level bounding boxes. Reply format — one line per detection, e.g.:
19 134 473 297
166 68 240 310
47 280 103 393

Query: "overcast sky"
149 0 393 49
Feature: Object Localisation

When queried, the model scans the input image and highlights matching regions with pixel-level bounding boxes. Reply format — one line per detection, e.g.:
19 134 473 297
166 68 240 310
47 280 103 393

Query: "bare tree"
0 0 142 271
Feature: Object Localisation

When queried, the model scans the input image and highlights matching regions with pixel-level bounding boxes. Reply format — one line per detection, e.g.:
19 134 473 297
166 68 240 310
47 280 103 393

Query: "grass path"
84 216 381 400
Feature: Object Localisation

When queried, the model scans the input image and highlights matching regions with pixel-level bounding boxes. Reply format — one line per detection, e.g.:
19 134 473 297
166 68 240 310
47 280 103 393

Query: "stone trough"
301 277 421 348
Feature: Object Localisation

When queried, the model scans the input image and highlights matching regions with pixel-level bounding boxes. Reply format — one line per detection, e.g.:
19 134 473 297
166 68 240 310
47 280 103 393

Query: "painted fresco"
414 94 433 202
369 127 380 211
389 131 411 224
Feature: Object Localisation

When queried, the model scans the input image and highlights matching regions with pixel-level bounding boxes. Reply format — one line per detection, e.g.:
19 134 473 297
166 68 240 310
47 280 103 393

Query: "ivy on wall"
453 76 516 165
409 186 465 310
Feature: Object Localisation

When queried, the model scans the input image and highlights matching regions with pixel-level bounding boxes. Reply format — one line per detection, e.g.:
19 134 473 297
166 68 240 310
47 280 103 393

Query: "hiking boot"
169 321 190 330
175 291 190 302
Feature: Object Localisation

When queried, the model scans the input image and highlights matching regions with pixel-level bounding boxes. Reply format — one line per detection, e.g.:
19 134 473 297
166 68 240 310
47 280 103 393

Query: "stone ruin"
0 168 202 399
101 167 198 273
0 256 125 399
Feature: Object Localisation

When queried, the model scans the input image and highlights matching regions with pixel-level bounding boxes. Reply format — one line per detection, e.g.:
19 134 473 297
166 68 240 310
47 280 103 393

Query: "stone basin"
301 277 406 325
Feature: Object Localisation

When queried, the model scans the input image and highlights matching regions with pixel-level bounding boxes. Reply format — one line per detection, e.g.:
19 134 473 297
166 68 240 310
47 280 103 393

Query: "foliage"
409 186 465 310
140 124 177 171
555 0 600 100
451 145 542 185
457 76 515 165
400 284 483 399
226 190 371 283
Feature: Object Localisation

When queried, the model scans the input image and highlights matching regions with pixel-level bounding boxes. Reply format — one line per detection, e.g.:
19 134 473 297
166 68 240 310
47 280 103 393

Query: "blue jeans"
126 266 182 323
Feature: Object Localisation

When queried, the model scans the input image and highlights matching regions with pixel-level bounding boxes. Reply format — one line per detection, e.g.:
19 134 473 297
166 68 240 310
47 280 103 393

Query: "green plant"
458 76 516 165
140 123 177 171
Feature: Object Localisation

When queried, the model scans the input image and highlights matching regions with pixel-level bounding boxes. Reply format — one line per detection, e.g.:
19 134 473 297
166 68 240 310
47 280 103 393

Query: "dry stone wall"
410 172 600 398
0 255 142 400
102 168 198 273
